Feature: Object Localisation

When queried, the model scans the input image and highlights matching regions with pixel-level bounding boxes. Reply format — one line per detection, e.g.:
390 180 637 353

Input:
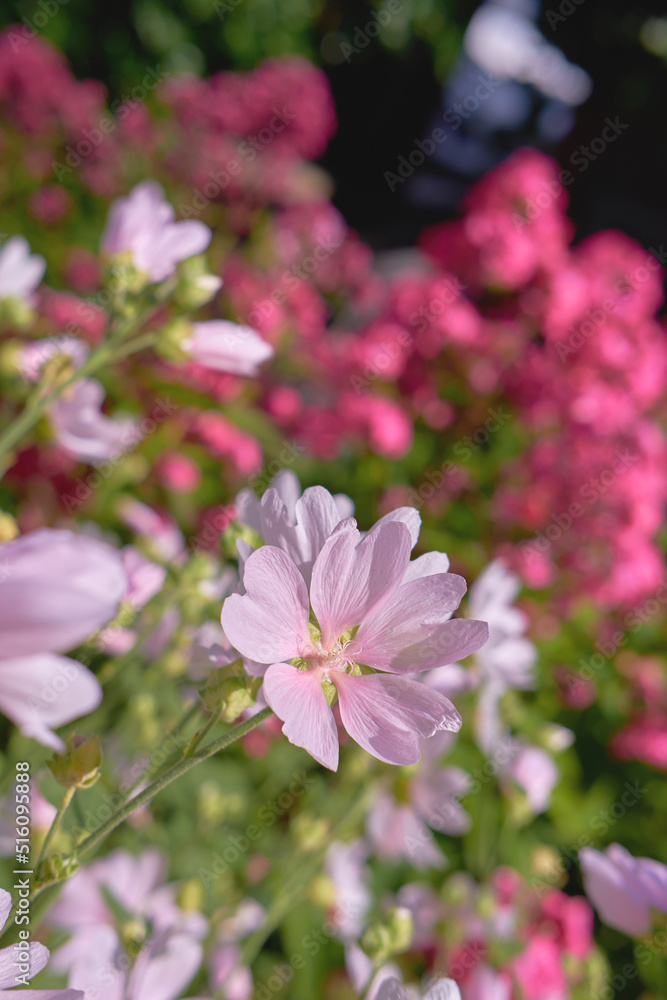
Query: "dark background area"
2 0 667 253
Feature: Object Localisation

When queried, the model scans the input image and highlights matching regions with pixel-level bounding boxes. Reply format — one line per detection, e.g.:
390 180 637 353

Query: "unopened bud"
47 733 102 789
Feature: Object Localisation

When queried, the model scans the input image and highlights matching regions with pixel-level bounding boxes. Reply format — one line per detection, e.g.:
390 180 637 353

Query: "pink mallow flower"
183 321 274 376
51 849 207 1000
221 507 488 770
580 844 667 936
0 235 46 303
0 888 84 998
0 529 126 749
51 379 138 464
102 180 212 282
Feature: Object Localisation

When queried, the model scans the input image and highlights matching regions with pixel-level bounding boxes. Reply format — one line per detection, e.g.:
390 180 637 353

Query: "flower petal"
185 321 273 376
402 551 450 582
355 575 488 672
334 672 461 765
580 847 652 936
221 547 312 664
424 979 462 1000
372 507 421 548
260 485 345 587
263 663 339 770
128 932 203 1000
310 520 412 647
0 654 102 750
0 941 48 988
0 529 126 658
373 978 410 1000
0 892 10 936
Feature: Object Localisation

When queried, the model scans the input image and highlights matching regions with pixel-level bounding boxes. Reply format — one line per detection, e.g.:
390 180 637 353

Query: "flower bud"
200 662 261 722
174 255 223 310
361 906 413 964
155 318 193 362
47 733 102 789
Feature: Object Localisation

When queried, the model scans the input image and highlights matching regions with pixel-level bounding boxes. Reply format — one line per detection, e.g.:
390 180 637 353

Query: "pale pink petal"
0 236 46 301
0 654 102 750
263 663 339 770
334 672 461 765
95 849 165 915
466 966 512 1000
355 575 487 672
0 992 86 999
0 940 48 988
0 892 10 934
374 978 410 1000
55 924 125 1000
372 507 421 548
185 321 273 376
310 521 412 647
580 847 652 936
51 378 138 463
0 529 126 657
141 220 211 279
509 745 558 813
260 485 345 587
402 551 450 582
221 547 312 664
127 932 203 1000
423 979 462 1000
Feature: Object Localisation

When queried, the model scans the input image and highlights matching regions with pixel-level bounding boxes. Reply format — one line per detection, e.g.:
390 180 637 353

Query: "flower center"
314 637 357 679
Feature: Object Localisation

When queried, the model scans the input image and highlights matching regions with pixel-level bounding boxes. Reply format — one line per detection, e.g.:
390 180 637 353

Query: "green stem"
0 327 157 471
69 708 272 868
119 701 202 804
184 709 222 758
34 786 75 875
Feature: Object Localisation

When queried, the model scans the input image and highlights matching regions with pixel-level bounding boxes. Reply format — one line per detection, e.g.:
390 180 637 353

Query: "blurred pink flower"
51 379 138 463
508 745 558 814
118 499 185 562
183 321 274 376
19 336 88 382
98 546 167 654
512 935 567 1000
0 528 126 748
102 180 211 282
157 453 202 494
0 235 45 302
580 843 667 936
463 966 512 1000
222 507 487 770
